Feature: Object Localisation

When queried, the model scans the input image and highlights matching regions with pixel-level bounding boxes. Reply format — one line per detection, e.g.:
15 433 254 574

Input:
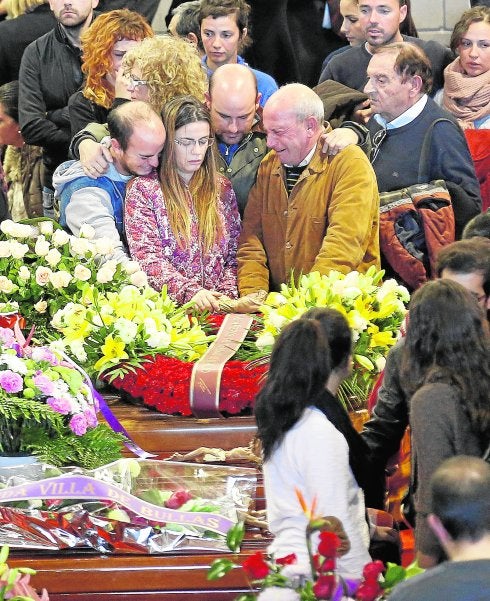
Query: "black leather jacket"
18 20 90 188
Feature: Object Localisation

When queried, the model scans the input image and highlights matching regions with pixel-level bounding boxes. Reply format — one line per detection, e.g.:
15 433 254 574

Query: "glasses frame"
174 137 215 149
127 74 148 89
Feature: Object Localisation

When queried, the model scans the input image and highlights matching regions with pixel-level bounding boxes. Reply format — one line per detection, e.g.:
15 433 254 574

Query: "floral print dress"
124 172 240 304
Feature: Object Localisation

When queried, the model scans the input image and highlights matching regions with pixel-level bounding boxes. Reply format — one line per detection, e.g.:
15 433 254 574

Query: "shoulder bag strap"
417 117 455 183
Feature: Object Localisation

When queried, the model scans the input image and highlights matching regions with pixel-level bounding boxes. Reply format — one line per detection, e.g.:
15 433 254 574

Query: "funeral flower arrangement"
50 284 212 380
0 459 256 555
255 268 409 407
0 326 123 469
0 219 145 338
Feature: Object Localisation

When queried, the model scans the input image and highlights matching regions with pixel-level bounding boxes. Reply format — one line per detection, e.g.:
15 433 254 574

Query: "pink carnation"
69 413 88 435
0 369 23 393
33 373 55 395
0 327 15 347
84 408 98 429
47 396 72 415
31 347 58 365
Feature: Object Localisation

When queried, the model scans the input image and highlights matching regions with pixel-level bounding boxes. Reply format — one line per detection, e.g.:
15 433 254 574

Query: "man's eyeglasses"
371 127 387 163
174 137 215 148
128 74 148 89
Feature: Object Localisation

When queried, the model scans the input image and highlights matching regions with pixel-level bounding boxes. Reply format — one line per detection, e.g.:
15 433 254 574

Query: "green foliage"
25 424 125 470
226 521 245 553
207 558 237 581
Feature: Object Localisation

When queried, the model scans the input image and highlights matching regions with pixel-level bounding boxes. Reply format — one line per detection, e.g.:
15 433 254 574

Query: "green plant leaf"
206 558 236 580
226 521 245 553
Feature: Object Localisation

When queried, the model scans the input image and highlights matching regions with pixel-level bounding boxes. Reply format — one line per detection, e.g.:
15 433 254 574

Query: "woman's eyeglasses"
127 74 148 89
174 137 215 148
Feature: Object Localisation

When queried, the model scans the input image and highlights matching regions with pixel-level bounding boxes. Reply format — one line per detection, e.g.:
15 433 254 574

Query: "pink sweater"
125 173 240 304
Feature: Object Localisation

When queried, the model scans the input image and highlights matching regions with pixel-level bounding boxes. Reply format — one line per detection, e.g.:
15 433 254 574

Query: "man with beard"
18 0 99 218
319 0 453 119
53 101 165 264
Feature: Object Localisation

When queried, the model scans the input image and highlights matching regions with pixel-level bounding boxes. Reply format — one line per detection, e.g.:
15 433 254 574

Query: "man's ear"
409 75 424 97
111 138 122 155
304 116 318 136
204 91 211 109
428 514 450 546
255 92 262 111
399 4 408 25
187 32 199 46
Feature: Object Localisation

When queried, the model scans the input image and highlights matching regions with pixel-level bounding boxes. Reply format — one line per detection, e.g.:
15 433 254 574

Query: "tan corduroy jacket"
237 139 380 295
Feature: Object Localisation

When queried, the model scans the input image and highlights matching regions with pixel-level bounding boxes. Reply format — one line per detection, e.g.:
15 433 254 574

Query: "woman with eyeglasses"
400 279 490 568
124 96 240 312
68 9 153 137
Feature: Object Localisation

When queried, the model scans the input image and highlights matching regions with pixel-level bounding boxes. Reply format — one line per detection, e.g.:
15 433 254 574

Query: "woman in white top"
255 308 372 582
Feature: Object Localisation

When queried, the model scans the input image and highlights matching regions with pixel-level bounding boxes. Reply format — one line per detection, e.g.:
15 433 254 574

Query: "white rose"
35 235 50 256
268 311 288 330
34 300 48 314
343 286 362 300
0 276 15 293
18 266 30 280
103 259 118 271
79 224 96 240
74 264 92 281
70 236 92 256
130 270 147 287
36 266 53 286
51 308 66 329
94 237 115 255
51 228 70 247
114 318 138 343
143 317 157 333
0 220 34 239
0 241 11 258
9 241 29 259
256 331 275 350
70 340 88 363
45 248 62 267
124 260 140 275
96 267 113 284
38 220 54 236
147 330 171 349
49 270 72 289
0 353 27 374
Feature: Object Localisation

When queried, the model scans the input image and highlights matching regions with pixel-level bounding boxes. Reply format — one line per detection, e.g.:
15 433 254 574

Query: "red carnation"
242 551 270 580
276 553 297 566
362 560 385 581
165 488 192 509
319 558 336 573
318 531 341 558
313 574 336 599
356 580 383 601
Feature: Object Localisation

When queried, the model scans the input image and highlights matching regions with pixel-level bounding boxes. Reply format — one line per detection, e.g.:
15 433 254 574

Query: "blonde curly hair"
123 35 208 113
7 0 45 18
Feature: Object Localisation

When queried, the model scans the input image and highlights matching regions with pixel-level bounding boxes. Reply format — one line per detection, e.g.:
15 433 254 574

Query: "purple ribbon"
94 388 157 459
0 475 234 536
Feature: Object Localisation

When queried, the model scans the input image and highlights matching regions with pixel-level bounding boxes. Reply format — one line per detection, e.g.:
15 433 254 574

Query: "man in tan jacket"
237 83 380 296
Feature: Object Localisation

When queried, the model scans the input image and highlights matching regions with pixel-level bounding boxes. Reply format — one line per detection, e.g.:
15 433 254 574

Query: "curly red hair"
81 9 153 109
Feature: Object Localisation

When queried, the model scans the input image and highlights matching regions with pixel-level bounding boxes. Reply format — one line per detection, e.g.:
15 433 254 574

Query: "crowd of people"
0 0 489 597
